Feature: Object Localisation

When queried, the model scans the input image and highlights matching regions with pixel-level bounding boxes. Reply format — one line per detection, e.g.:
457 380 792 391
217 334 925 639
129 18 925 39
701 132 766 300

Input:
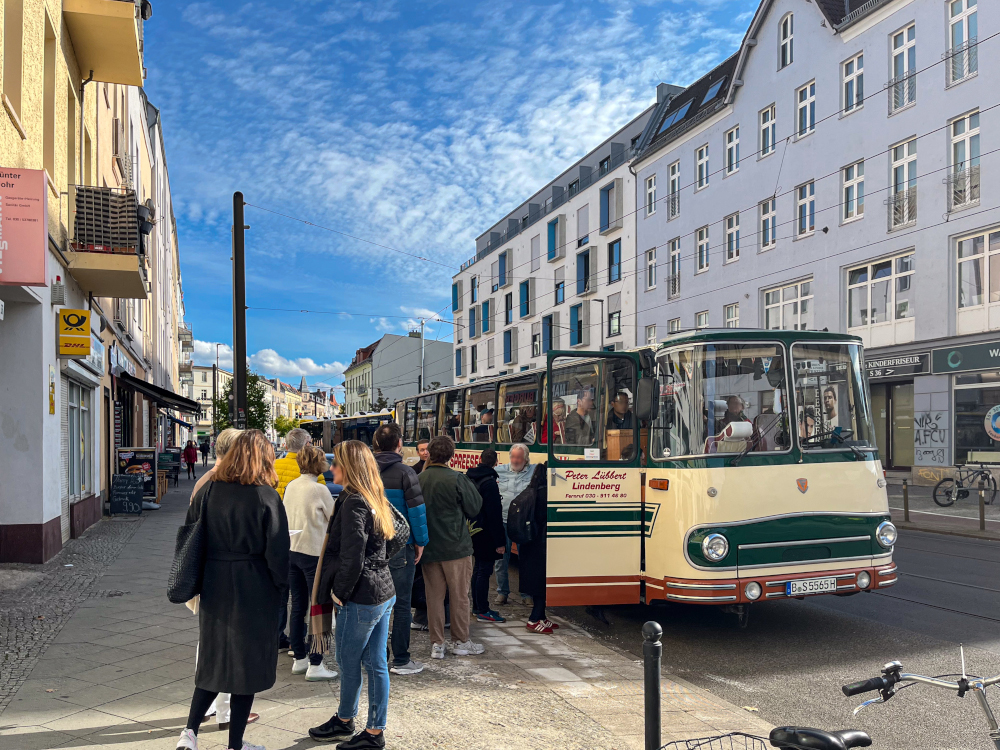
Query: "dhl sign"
57 308 91 358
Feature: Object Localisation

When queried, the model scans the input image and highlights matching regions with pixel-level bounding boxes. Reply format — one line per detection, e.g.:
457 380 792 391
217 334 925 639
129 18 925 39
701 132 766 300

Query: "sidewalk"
0 470 769 750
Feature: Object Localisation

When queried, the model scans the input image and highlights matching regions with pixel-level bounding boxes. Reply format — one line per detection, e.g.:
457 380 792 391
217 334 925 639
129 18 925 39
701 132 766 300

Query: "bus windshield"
791 342 875 451
651 343 792 459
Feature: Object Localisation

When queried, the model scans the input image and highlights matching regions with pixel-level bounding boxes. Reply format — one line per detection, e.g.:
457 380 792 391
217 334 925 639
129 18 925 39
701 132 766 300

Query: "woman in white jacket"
284 445 339 680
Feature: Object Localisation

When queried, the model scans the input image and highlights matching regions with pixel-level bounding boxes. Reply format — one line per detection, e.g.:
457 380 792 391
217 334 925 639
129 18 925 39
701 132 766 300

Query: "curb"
896 522 1000 543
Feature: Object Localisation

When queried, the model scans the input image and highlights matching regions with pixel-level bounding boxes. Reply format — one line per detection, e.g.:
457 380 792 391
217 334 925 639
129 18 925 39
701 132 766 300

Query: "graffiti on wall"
914 411 948 466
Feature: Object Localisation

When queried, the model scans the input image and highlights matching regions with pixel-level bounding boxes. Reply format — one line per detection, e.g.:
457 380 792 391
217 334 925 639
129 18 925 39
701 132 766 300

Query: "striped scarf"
309 528 339 655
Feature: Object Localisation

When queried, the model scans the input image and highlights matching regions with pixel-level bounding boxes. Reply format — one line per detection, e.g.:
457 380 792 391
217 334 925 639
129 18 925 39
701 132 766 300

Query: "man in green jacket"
418 436 484 660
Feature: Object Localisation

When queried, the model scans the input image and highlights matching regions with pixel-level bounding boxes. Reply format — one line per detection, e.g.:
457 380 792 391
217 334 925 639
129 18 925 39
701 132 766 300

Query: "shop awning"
118 372 201 415
165 413 194 429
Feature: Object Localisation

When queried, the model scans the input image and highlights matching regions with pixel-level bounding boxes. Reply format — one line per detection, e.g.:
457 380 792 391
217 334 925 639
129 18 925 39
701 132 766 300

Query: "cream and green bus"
396 329 897 624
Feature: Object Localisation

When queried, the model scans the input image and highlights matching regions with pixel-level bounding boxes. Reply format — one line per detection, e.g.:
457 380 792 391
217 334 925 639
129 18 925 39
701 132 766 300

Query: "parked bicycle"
933 463 998 507
661 727 872 749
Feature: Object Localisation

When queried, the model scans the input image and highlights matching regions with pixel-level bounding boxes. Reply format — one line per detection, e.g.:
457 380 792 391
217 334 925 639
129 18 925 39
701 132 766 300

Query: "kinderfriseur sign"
866 353 929 380
932 342 1000 374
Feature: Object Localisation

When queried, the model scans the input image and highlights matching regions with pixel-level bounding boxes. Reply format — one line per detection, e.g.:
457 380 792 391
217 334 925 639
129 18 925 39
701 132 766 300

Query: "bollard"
643 621 663 750
980 478 987 531
903 478 910 523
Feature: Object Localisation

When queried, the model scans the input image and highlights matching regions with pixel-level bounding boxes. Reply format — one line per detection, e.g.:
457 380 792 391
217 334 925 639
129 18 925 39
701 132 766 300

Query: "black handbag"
167 483 212 604
384 503 411 560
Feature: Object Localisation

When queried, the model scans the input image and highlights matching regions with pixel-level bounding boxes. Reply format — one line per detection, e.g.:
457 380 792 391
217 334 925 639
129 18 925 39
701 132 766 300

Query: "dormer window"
780 14 793 68
599 157 611 176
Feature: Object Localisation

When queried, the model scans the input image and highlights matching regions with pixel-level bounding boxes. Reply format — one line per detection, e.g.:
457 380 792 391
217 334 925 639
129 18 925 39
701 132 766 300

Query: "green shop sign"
932 341 1000 374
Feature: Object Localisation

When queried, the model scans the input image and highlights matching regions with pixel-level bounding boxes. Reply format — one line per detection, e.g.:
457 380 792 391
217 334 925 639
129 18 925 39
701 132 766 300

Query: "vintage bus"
301 410 395 453
397 329 897 624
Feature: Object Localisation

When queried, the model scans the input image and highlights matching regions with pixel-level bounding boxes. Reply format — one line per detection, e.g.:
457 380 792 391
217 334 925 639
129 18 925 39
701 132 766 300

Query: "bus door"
545 351 646 606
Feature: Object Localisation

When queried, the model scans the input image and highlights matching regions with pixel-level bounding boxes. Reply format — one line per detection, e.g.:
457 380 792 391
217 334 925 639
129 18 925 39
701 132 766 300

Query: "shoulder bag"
167 482 213 604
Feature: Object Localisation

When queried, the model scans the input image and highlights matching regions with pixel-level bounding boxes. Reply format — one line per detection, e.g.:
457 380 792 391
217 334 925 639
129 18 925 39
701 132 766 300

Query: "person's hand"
414 545 424 564
496 546 506 554
331 592 343 607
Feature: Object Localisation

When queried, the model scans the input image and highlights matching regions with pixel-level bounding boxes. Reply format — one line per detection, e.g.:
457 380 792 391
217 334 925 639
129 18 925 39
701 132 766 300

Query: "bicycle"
842 645 1000 748
933 463 998 507
661 726 872 749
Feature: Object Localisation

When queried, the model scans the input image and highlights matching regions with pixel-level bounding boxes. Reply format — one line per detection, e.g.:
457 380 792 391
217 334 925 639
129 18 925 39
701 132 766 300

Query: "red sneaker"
542 619 560 630
526 620 554 634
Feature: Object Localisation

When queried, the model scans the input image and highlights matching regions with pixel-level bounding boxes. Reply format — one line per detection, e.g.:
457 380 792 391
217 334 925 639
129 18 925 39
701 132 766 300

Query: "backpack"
506 467 542 545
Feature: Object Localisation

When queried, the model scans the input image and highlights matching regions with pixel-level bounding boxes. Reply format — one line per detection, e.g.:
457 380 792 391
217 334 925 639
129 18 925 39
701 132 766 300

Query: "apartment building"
633 0 992 478
0 0 196 562
191 365 233 442
344 333 453 414
451 95 672 384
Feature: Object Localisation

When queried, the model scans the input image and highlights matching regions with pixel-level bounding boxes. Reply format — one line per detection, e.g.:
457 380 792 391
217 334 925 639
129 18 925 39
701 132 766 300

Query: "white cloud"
193 340 233 369
193 340 346 380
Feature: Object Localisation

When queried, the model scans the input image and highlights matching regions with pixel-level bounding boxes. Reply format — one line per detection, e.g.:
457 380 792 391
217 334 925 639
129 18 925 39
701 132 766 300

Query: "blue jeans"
388 545 416 666
494 532 524 597
336 597 395 730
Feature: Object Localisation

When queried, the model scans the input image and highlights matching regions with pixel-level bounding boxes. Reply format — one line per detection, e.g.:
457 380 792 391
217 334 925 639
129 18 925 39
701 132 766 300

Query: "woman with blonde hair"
308 440 396 750
190 428 242 503
176 430 289 750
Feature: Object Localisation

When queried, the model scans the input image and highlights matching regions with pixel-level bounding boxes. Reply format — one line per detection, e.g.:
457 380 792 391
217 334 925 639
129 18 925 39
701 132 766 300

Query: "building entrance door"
871 382 914 469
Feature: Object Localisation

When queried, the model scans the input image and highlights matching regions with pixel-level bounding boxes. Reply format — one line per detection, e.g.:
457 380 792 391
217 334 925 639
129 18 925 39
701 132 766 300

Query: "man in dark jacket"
418 436 484 659
373 423 428 676
466 450 507 623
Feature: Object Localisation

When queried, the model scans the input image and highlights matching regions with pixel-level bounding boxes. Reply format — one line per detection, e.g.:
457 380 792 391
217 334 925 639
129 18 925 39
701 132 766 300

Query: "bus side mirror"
635 378 660 423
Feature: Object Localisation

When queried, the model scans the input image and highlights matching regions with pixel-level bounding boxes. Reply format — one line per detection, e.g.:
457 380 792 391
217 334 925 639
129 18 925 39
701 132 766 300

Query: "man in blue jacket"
373 423 429 676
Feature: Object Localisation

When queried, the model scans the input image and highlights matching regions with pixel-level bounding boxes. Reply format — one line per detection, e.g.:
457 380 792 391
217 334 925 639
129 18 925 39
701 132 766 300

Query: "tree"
213 369 272 433
423 381 441 392
373 388 389 411
273 414 301 438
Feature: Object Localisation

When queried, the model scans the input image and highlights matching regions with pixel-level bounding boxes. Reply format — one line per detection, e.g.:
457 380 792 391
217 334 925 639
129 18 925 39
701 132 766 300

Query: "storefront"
865 353 930 470
932 342 1000 465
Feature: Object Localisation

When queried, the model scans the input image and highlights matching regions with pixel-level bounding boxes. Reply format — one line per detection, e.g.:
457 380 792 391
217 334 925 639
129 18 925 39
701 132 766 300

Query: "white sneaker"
305 662 339 681
430 642 446 660
291 657 309 675
389 660 425 675
177 728 198 750
230 743 265 750
451 640 485 656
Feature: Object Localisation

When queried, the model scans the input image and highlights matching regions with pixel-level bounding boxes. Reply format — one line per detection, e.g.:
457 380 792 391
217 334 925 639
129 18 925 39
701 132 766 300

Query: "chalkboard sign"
110 474 144 515
117 447 157 497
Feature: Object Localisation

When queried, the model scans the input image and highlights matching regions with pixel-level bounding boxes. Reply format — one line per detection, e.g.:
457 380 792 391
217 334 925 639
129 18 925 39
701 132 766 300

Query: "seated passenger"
473 409 494 443
720 395 749 430
607 392 634 430
564 390 596 445
540 401 566 444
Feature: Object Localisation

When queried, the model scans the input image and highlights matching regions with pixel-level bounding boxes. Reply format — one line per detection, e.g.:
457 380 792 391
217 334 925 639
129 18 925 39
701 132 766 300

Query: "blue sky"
143 0 757 398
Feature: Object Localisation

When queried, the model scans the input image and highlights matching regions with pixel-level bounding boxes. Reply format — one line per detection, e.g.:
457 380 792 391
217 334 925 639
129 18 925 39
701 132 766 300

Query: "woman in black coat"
519 463 557 634
176 430 289 750
466 449 507 622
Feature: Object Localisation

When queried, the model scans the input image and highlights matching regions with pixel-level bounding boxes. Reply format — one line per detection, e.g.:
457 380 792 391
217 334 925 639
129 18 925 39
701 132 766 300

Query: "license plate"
786 577 837 596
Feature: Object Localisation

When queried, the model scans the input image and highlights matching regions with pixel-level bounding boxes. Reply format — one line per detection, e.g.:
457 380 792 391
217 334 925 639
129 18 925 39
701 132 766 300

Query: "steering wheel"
802 428 854 446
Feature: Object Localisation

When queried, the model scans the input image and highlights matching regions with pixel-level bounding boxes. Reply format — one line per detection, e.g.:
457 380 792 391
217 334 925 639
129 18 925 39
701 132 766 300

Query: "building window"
697 226 709 271
780 13 793 68
504 292 513 325
547 218 559 260
519 279 532 317
796 181 815 236
576 250 591 295
843 161 865 221
797 81 815 136
695 311 709 329
949 110 980 211
542 314 554 353
570 304 584 346
469 306 478 338
608 310 621 337
646 248 656 290
645 324 657 345
455 348 463 377
482 299 492 333
568 178 580 197
451 281 461 312
471 275 478 303
725 213 740 262
201 371 208 383
471 344 478 374
645 175 656 216
725 303 739 328
891 24 917 112
503 329 515 364
668 238 681 298
696 144 709 189
848 253 915 329
725 126 739 174
200 389 208 400
890 138 917 228
956 231 1000 311
530 234 540 272
599 156 611 176
668 318 681 333
487 337 495 369
498 250 508 286
608 239 621 283
531 331 541 357
3 0 24 126
555 267 565 304
599 181 618 233
760 105 776 157
842 53 864 113
668 161 680 218
948 0 978 85
577 203 590 247
760 198 776 250
765 280 813 330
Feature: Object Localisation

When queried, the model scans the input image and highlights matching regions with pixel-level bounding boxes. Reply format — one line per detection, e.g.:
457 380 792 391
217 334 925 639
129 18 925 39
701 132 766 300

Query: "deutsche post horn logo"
796 478 809 494
61 312 87 332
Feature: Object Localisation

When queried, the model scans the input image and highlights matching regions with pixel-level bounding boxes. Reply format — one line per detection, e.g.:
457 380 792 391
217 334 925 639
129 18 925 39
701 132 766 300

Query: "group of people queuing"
173 425 551 750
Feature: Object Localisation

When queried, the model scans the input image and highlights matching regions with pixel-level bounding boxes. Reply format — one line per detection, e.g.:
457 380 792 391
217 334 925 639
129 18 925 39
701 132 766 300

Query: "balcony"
667 274 681 300
667 192 680 220
946 38 978 87
178 324 194 352
63 0 146 87
947 165 980 212
64 185 150 299
888 72 916 114
886 186 917 230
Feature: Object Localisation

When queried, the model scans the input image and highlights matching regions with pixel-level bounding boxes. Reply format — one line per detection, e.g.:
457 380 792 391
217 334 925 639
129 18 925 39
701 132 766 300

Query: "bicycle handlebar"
842 677 891 697
842 668 1000 698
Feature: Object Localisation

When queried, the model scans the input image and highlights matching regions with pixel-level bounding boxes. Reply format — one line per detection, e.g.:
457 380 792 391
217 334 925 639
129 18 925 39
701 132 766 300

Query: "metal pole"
642 621 662 750
211 363 218 450
980 478 986 531
903 478 910 523
233 193 247 429
420 319 426 393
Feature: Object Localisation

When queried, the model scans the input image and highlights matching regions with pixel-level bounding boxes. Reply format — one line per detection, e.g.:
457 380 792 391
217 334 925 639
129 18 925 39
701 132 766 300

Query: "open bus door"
545 350 653 606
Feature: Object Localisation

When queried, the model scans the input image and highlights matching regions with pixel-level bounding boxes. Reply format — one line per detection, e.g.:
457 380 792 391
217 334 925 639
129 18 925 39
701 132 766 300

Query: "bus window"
601 358 637 460
463 383 496 443
792 343 875 451
403 401 418 443
417 394 438 440
497 376 538 445
550 358 601 450
650 343 791 459
439 389 463 440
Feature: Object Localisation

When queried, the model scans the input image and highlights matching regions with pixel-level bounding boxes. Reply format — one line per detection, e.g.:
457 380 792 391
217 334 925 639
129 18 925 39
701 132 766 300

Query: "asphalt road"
554 530 1000 750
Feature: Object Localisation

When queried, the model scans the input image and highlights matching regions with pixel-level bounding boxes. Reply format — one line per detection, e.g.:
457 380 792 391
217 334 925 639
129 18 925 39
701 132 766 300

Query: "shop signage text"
0 168 47 287
866 353 929 380
57 308 91 358
932 342 1000 374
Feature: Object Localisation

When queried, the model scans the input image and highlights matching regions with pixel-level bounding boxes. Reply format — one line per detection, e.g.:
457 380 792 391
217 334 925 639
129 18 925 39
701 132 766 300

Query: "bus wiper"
845 443 867 461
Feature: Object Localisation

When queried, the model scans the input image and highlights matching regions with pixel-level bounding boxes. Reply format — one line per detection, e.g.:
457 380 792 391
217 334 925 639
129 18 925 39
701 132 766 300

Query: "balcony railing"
178 324 194 352
886 186 917 230
946 37 978 86
667 273 681 300
667 192 680 220
946 165 980 212
887 72 916 114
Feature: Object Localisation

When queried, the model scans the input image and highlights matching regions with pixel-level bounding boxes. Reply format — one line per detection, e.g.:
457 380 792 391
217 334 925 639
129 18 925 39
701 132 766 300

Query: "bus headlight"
876 521 897 548
744 582 762 600
702 533 730 562
857 571 871 589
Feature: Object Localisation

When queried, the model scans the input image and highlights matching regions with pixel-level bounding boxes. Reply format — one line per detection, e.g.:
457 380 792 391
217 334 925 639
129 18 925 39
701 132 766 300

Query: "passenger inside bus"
540 400 566 444
564 389 596 445
473 408 494 443
607 392 633 430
